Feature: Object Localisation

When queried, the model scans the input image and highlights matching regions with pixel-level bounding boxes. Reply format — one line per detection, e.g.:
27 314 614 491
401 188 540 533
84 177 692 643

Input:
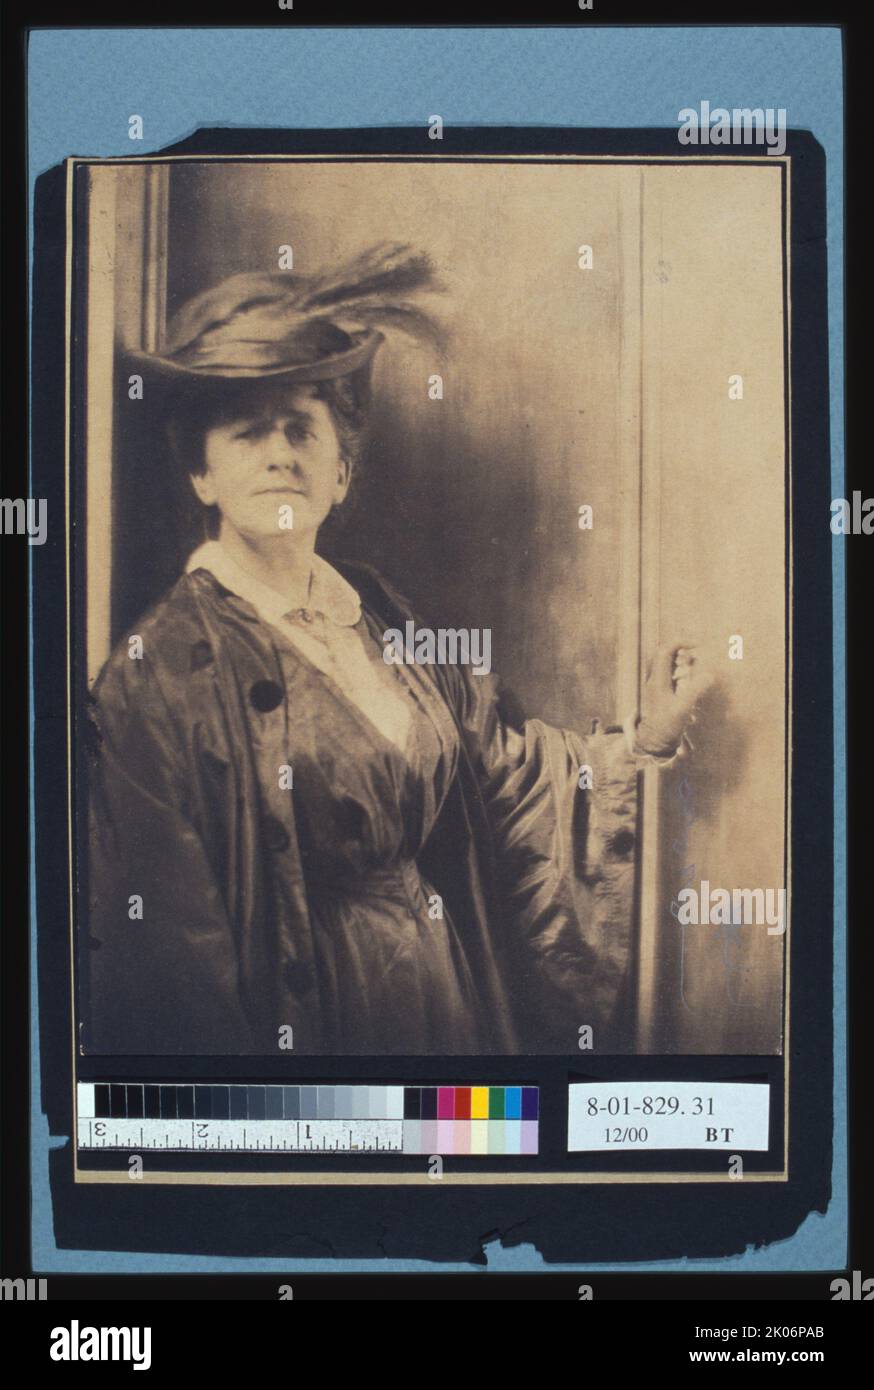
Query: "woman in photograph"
83 244 706 1056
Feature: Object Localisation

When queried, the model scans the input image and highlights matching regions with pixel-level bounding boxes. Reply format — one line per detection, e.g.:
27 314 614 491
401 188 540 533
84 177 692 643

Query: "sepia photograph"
73 154 788 1059
13 10 849 1298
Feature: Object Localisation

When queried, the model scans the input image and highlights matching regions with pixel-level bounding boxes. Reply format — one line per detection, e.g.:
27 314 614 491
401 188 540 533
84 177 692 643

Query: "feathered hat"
127 242 446 387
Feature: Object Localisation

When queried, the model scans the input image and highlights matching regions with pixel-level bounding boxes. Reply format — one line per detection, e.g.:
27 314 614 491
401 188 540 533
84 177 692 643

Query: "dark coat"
80 561 639 1055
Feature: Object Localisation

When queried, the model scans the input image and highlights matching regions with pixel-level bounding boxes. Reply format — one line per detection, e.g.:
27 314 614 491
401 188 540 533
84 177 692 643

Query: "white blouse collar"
186 540 362 628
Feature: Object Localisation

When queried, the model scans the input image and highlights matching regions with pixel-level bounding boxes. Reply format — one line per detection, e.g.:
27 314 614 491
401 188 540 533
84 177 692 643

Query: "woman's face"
191 382 349 541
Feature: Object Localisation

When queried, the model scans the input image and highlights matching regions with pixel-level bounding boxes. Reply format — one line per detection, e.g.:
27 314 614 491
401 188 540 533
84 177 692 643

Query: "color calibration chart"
77 1083 539 1155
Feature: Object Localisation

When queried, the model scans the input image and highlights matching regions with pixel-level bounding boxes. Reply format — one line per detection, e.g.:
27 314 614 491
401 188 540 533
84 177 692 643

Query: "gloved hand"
634 642 714 757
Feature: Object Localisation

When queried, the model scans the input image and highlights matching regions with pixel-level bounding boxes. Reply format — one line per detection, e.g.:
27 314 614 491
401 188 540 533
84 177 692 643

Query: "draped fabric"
81 562 640 1055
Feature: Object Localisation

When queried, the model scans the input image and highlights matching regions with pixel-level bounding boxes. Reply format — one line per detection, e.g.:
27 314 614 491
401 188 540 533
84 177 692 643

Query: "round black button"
190 639 214 671
263 815 290 852
250 679 284 712
283 960 314 994
609 829 636 858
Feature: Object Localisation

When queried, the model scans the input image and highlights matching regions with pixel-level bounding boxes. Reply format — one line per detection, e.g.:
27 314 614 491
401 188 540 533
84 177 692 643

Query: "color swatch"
77 1083 539 1155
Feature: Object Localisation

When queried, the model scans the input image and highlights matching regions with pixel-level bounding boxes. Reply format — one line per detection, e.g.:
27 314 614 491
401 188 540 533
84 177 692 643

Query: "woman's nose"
266 427 301 469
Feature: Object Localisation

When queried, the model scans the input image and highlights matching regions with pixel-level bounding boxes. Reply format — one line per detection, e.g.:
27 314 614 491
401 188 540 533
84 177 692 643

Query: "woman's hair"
314 367 374 477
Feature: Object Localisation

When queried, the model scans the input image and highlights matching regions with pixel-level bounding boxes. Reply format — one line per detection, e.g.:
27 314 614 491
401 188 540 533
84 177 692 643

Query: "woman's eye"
232 421 311 442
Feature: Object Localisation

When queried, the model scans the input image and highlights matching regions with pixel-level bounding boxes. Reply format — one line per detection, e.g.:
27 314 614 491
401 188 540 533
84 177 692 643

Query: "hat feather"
299 241 444 313
320 301 447 354
156 244 447 377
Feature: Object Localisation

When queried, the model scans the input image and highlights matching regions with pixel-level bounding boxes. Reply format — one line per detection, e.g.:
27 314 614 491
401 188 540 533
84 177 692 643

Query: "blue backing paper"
27 24 845 1274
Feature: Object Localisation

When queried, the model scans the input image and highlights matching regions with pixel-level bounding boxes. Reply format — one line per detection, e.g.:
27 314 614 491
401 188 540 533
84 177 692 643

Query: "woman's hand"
635 642 714 757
